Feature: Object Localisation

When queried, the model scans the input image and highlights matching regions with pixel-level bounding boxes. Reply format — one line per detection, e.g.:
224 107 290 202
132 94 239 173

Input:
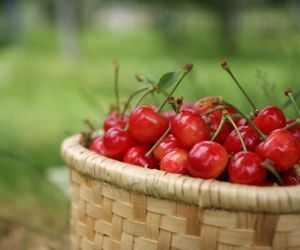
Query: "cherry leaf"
157 70 183 94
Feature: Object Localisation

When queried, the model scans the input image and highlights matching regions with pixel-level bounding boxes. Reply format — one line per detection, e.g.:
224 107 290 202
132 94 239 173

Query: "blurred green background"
1 0 300 248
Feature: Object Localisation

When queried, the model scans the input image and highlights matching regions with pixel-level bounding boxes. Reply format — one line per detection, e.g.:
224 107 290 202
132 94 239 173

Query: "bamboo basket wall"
61 134 300 250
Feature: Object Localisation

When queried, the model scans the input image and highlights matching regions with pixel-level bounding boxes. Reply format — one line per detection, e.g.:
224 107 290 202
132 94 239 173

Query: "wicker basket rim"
61 134 300 214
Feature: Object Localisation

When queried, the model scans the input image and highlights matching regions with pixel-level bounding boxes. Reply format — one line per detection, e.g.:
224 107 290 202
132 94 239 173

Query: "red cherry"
253 106 286 135
193 96 219 112
103 127 135 160
160 148 190 175
180 103 195 111
224 125 261 155
123 146 158 169
236 118 247 127
282 167 300 186
89 137 107 156
228 151 268 185
188 141 228 179
153 134 181 161
103 111 128 132
255 129 300 172
171 109 210 149
161 110 176 123
287 119 300 144
203 108 230 144
128 105 169 145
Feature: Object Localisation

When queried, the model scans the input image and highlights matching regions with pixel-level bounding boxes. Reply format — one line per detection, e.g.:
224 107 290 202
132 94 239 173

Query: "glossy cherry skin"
228 151 268 185
255 129 300 172
161 110 176 123
287 119 300 144
153 134 181 161
89 136 107 156
180 103 195 111
282 167 300 186
194 96 219 112
253 106 286 135
103 112 128 132
123 146 158 169
224 125 261 155
128 105 169 145
203 108 230 144
160 148 190 175
188 141 228 179
171 109 210 149
103 127 135 160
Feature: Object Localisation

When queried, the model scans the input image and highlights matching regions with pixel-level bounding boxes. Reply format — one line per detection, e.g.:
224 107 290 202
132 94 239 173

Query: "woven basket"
61 134 300 250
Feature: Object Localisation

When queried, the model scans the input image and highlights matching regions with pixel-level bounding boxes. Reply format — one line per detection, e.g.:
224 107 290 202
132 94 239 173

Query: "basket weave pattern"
62 134 300 250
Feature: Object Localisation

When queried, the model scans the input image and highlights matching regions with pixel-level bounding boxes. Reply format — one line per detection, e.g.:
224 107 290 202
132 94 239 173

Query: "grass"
1 20 300 237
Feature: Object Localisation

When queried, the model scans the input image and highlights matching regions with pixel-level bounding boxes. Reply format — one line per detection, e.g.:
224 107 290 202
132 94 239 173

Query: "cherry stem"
284 118 300 130
225 113 247 151
285 88 300 118
223 101 267 140
135 73 159 105
211 113 227 142
133 87 155 108
262 160 284 186
221 60 257 110
145 126 171 158
120 86 149 119
294 164 300 178
200 105 225 117
113 60 120 112
84 119 95 132
156 64 193 113
145 96 182 158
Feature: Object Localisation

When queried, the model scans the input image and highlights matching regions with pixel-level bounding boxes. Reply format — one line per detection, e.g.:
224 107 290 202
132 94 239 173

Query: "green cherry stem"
285 88 300 118
221 60 257 110
211 113 227 142
156 64 193 113
113 60 120 112
223 100 267 140
262 160 284 186
284 118 300 130
120 86 150 119
145 96 182 158
200 105 225 117
84 119 95 132
145 126 171 158
225 112 247 151
135 73 159 105
133 87 155 109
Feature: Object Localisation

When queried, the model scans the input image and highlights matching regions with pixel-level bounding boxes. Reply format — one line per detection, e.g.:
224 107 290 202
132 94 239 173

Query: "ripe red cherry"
180 103 195 111
103 111 128 132
89 137 107 156
160 148 190 175
128 105 169 145
188 141 228 179
253 106 286 135
161 110 176 123
123 146 158 169
153 134 181 161
224 125 261 155
255 129 300 172
103 127 135 160
171 109 210 149
203 108 230 144
287 119 300 144
282 167 300 186
194 96 219 113
228 151 268 185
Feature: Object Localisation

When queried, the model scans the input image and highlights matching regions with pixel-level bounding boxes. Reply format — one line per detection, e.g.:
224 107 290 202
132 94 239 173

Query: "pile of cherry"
85 61 300 186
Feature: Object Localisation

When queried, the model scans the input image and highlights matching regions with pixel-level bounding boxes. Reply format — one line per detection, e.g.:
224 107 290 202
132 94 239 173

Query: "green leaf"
157 70 183 93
